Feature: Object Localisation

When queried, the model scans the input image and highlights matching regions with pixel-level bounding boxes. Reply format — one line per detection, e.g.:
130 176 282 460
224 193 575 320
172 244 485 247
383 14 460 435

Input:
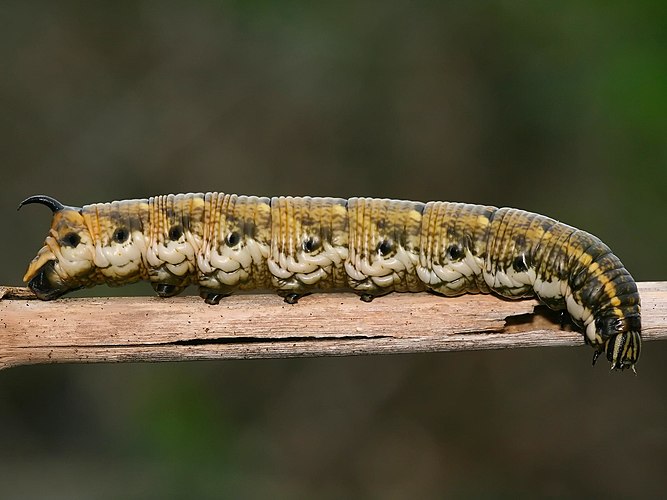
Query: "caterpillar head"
590 310 641 372
19 195 97 299
605 330 641 372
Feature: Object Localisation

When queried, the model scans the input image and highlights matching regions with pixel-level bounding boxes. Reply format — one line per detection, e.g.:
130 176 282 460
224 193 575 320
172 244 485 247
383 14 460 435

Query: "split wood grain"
0 282 665 369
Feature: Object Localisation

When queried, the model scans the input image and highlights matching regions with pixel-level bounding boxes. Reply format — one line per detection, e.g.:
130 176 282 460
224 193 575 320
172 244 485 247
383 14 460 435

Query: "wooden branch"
1 282 665 370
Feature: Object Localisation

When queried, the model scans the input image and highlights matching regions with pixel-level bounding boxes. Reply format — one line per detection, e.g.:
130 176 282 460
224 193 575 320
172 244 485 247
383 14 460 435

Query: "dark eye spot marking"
168 225 184 241
513 254 528 272
302 236 321 253
61 232 81 247
447 244 463 261
377 239 394 257
113 227 129 244
226 232 241 247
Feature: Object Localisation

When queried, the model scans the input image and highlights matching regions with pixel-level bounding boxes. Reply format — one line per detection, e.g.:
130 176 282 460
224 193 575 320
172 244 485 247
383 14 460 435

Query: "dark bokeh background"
2 1 666 498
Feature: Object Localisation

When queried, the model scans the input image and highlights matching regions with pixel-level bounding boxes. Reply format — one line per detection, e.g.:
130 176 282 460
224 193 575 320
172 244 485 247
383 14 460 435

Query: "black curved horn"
17 195 66 213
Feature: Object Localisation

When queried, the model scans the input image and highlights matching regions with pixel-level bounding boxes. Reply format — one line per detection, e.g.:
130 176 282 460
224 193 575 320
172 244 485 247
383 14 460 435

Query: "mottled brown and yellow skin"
20 192 641 371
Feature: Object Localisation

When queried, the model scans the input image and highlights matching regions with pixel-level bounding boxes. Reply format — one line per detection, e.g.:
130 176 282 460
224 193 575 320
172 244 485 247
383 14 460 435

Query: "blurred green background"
2 1 666 498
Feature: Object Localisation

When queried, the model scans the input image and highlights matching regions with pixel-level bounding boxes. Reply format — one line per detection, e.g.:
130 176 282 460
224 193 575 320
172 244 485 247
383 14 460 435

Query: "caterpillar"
19 192 641 371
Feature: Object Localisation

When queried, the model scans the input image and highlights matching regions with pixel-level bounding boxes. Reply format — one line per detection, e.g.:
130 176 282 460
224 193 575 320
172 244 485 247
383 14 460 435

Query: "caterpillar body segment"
19 193 641 371
419 201 494 297
269 196 349 296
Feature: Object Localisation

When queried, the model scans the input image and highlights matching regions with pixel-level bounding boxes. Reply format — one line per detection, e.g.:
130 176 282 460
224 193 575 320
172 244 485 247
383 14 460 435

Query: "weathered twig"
0 282 665 370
